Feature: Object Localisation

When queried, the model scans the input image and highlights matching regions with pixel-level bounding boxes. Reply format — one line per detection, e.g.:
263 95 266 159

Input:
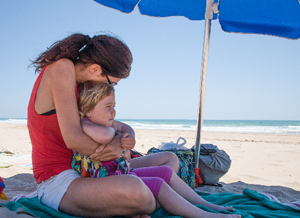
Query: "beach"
1 122 300 206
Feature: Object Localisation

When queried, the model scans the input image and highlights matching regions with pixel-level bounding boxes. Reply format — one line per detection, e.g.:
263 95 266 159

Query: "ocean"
1 118 299 135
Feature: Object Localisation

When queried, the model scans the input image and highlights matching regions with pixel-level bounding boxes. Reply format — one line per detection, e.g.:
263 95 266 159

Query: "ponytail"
31 34 90 73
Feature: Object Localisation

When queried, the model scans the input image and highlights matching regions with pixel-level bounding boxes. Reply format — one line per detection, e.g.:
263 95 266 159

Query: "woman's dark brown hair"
31 33 132 78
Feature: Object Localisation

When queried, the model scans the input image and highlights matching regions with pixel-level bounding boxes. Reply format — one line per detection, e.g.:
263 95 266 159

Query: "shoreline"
1 119 300 135
1 123 300 202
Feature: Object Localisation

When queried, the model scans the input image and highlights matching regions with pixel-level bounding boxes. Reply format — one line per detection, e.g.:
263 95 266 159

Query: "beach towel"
0 153 32 169
0 191 81 218
151 189 300 218
1 189 300 218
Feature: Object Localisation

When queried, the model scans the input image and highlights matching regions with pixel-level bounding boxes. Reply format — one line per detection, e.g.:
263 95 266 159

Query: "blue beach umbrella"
93 0 300 186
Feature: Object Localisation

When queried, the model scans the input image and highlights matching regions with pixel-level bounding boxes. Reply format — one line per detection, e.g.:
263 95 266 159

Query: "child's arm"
112 121 135 150
82 120 115 145
112 120 135 138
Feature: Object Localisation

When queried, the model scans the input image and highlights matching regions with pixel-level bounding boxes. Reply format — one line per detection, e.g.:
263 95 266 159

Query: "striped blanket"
1 189 299 218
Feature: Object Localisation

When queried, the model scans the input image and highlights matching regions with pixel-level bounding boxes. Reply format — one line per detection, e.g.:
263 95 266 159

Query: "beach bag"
192 144 231 185
157 137 189 150
147 137 196 188
150 137 231 186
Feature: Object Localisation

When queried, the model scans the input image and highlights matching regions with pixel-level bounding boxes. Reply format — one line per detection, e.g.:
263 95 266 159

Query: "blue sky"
0 0 299 120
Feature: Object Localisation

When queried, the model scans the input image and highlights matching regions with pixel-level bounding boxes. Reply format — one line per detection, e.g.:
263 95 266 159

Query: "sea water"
0 118 27 125
1 118 299 134
120 119 300 134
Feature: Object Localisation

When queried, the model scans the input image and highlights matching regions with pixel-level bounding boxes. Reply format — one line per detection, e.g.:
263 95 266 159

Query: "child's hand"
121 133 135 150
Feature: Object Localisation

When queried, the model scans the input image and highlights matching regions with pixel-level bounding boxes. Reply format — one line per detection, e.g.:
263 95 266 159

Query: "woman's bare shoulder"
46 59 75 78
41 59 76 99
52 58 74 67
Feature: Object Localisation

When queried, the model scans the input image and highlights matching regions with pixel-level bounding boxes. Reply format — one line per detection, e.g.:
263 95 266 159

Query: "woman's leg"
59 175 156 217
131 152 179 173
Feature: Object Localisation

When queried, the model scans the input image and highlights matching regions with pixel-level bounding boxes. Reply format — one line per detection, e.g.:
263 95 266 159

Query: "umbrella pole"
194 18 212 185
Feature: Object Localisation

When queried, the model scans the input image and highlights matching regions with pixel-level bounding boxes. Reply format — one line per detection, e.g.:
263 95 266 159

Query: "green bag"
147 137 196 189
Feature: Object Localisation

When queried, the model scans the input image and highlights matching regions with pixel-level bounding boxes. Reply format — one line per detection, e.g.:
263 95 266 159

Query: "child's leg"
131 166 173 184
167 171 235 212
157 181 241 218
133 166 227 211
134 167 240 217
132 166 173 199
131 152 179 173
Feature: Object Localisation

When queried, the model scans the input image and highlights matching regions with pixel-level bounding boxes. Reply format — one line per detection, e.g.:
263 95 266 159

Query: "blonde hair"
77 81 115 120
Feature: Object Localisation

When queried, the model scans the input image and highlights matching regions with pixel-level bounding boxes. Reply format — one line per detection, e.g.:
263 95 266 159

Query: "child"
72 81 134 178
73 81 241 218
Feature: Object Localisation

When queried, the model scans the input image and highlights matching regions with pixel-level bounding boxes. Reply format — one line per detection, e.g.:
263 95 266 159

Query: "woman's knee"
60 176 155 216
122 176 156 214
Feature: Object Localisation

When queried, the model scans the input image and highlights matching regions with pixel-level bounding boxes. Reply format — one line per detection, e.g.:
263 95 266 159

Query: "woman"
27 33 179 217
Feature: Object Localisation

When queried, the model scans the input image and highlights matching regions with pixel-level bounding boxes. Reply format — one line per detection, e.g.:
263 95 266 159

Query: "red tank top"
27 67 75 184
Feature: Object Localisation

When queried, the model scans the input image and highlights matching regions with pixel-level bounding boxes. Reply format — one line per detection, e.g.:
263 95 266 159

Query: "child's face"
86 94 116 127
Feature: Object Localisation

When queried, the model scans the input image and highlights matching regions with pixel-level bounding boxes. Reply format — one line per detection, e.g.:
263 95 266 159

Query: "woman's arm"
46 60 102 156
41 59 124 161
90 133 124 161
81 120 115 145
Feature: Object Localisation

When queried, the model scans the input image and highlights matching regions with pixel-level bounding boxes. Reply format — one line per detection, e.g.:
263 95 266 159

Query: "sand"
1 123 300 208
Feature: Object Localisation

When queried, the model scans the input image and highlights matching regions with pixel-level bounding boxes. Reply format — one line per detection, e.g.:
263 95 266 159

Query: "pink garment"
129 166 173 198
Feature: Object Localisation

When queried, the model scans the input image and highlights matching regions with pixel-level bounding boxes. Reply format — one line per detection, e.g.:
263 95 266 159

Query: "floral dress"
72 151 131 178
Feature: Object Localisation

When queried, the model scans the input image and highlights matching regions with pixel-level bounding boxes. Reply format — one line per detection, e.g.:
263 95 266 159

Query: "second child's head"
78 81 116 127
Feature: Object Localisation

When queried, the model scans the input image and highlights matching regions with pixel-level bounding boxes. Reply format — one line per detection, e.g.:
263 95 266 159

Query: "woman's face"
86 94 116 127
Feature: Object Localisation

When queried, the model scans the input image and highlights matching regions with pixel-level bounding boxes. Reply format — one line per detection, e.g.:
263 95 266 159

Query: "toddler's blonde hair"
77 81 115 120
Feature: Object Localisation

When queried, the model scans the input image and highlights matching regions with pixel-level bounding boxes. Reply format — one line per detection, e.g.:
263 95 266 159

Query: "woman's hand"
90 133 123 161
121 133 136 150
122 149 131 162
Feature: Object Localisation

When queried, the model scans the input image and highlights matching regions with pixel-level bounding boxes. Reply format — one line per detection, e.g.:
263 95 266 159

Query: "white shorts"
37 169 80 211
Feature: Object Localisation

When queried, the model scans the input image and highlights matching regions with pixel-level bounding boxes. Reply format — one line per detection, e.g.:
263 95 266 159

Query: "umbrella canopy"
94 0 300 39
93 0 300 186
220 0 300 40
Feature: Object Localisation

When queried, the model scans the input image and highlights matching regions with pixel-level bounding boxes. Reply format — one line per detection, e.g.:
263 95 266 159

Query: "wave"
1 118 299 134
125 122 197 131
202 125 300 134
0 118 27 124
123 120 300 134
